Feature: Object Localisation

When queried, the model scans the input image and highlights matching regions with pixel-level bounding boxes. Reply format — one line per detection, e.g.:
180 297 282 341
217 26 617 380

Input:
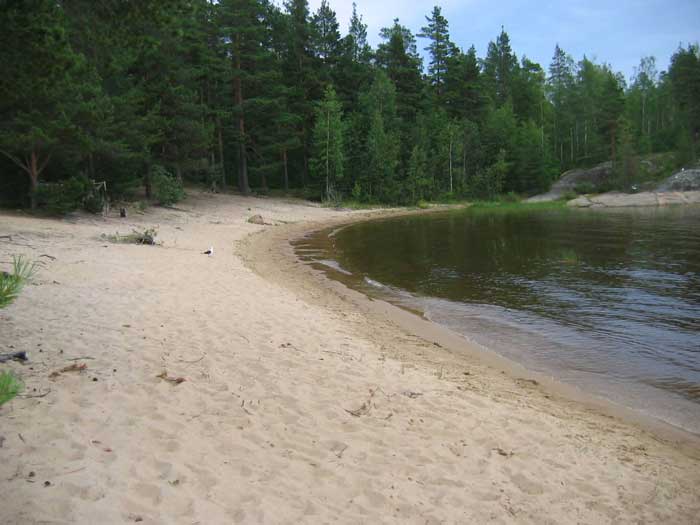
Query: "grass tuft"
0 255 38 309
0 371 23 406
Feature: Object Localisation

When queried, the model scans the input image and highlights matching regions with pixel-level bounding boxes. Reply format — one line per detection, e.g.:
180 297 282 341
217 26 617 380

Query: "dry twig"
49 363 87 379
156 371 186 385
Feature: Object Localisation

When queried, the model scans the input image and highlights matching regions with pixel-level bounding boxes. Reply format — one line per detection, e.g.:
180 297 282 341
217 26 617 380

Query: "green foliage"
0 256 38 309
310 86 345 201
418 5 455 96
0 2 696 209
34 175 92 215
150 166 185 206
574 182 597 194
0 371 23 406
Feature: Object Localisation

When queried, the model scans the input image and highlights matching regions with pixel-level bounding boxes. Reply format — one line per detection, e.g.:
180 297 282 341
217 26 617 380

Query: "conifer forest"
1 1 699 209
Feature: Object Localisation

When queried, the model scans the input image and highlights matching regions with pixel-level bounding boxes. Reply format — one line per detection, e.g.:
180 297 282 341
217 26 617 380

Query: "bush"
574 182 597 195
500 191 520 203
151 166 185 206
34 175 91 214
0 371 23 406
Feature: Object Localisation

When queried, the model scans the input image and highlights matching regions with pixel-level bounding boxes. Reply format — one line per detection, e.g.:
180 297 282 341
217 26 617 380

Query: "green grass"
558 248 580 264
467 199 568 214
0 371 23 406
0 255 38 309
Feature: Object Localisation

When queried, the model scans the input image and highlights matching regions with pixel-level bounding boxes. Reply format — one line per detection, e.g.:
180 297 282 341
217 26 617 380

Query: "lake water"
295 206 700 434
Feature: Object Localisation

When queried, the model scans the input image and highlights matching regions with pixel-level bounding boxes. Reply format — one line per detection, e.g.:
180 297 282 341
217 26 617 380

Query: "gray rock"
567 190 700 208
656 169 700 192
527 162 613 202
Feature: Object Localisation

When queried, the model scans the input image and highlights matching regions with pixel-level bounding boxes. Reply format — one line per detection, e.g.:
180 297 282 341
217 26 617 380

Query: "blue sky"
307 0 699 82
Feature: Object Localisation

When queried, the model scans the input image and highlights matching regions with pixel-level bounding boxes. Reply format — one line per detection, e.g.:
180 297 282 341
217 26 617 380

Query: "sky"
306 0 699 82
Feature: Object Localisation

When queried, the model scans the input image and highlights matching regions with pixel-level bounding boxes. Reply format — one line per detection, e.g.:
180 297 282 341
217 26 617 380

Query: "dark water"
295 206 700 433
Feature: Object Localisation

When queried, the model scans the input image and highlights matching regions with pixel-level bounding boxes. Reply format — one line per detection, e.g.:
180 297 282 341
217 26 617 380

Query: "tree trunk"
448 137 453 194
326 109 330 200
29 151 39 210
144 163 152 200
462 148 467 188
88 153 95 179
302 147 308 188
282 148 289 192
233 39 250 195
301 123 308 187
216 116 226 188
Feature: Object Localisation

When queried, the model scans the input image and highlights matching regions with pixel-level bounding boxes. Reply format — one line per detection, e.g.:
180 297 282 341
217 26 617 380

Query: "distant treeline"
1 1 698 208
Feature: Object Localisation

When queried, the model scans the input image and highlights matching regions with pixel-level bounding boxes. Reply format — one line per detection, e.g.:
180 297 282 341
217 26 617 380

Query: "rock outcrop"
527 162 612 202
567 191 700 208
656 169 700 192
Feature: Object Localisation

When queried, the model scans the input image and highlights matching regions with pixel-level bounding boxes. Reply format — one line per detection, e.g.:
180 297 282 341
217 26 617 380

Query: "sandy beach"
1 191 699 524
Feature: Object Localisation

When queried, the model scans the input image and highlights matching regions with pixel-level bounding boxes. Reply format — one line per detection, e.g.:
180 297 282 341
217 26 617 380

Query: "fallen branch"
66 356 95 361
58 466 86 476
156 371 185 385
39 254 56 261
19 389 52 399
49 363 87 379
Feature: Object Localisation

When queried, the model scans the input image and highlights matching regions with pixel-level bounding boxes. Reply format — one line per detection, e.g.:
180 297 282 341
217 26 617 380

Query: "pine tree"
283 0 316 186
310 0 341 72
418 6 455 98
346 3 372 63
218 0 278 194
0 1 103 208
547 44 575 167
482 27 518 106
444 46 485 121
360 72 400 202
668 44 700 161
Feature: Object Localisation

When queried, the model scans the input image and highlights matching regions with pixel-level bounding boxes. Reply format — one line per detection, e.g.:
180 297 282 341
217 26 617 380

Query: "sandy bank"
1 191 699 524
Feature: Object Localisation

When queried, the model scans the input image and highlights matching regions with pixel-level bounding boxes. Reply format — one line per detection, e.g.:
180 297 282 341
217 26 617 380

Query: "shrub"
351 181 362 201
574 182 597 195
0 371 23 406
500 191 520 203
34 175 91 214
151 166 185 206
561 190 578 202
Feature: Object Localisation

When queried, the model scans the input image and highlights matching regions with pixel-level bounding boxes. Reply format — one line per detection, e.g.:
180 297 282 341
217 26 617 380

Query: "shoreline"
241 208 700 456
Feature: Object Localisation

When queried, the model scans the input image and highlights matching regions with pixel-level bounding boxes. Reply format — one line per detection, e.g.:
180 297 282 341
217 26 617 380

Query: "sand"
1 190 699 524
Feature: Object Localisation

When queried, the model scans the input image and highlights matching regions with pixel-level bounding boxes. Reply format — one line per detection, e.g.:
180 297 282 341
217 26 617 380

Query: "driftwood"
156 371 185 385
49 363 87 379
